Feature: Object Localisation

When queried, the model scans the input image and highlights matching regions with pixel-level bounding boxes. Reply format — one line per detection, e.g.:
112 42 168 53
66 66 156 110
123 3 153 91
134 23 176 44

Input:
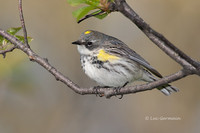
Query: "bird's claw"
114 87 123 99
93 86 104 97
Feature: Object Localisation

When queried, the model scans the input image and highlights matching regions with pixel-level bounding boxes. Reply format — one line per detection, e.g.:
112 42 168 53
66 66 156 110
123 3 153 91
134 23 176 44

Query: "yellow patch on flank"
84 30 91 34
97 49 119 62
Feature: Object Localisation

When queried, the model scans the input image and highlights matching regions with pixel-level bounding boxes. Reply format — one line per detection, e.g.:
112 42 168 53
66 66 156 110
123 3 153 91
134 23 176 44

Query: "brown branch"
0 28 80 90
18 0 30 48
110 0 200 74
0 46 16 58
104 69 190 98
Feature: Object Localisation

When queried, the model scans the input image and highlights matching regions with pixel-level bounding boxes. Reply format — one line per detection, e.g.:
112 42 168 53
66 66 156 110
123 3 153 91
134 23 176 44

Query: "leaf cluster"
0 27 33 50
67 0 113 22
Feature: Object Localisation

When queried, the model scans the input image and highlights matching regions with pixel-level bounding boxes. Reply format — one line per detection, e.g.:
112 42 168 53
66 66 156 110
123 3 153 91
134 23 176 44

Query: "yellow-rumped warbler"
72 30 178 95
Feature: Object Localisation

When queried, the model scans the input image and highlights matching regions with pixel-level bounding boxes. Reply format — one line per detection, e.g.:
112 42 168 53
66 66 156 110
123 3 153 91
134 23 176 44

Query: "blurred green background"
0 0 200 133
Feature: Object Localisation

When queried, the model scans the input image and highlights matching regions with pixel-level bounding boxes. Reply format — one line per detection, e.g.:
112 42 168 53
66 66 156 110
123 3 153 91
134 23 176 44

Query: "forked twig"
18 0 30 48
78 10 105 23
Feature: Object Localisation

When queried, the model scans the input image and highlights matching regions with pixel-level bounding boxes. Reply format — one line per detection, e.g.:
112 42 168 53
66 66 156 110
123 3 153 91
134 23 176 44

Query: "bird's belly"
82 57 143 87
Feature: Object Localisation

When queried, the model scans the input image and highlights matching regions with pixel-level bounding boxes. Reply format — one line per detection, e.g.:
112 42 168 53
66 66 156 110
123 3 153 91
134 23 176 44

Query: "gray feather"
104 38 163 78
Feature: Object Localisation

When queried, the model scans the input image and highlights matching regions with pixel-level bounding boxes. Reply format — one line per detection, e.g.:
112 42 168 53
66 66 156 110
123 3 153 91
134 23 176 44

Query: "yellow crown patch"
84 30 91 35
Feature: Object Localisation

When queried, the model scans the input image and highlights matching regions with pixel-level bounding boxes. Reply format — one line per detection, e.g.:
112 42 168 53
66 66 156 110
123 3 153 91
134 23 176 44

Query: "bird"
72 30 178 96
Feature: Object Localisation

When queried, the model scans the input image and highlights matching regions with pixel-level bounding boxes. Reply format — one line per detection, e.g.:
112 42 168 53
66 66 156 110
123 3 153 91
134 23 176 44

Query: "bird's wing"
104 42 163 78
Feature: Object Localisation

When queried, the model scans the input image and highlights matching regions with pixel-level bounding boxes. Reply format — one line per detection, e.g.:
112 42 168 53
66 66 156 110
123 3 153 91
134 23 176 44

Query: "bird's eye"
85 42 93 48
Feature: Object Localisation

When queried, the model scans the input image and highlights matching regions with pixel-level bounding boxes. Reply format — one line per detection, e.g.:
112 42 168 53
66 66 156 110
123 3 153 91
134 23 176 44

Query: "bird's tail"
142 70 179 96
157 84 179 96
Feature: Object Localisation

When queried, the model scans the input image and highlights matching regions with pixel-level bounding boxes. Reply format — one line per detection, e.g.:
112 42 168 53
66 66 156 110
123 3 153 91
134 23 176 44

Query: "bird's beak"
72 40 82 45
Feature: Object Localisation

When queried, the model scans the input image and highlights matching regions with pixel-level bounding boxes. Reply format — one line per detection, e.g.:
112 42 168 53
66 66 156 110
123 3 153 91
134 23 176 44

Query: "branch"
0 46 16 58
0 28 80 89
104 69 190 98
18 0 30 48
78 10 104 23
110 0 200 74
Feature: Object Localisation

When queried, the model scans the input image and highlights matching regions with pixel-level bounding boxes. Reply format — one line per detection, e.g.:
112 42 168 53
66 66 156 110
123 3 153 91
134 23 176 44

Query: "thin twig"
18 0 30 48
78 10 105 23
0 46 16 58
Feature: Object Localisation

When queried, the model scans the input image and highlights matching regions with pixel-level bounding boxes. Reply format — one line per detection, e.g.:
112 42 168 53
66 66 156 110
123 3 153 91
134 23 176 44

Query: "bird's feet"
113 86 123 99
93 86 108 97
93 82 128 99
114 82 129 99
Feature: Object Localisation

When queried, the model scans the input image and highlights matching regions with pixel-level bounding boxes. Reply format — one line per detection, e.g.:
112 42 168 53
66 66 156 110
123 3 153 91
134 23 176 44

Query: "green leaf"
0 27 33 49
27 37 33 43
15 35 33 43
67 0 100 7
7 27 22 35
73 6 95 21
67 0 113 22
85 0 100 7
0 36 3 45
92 10 108 19
67 0 86 6
0 39 9 49
95 13 108 19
